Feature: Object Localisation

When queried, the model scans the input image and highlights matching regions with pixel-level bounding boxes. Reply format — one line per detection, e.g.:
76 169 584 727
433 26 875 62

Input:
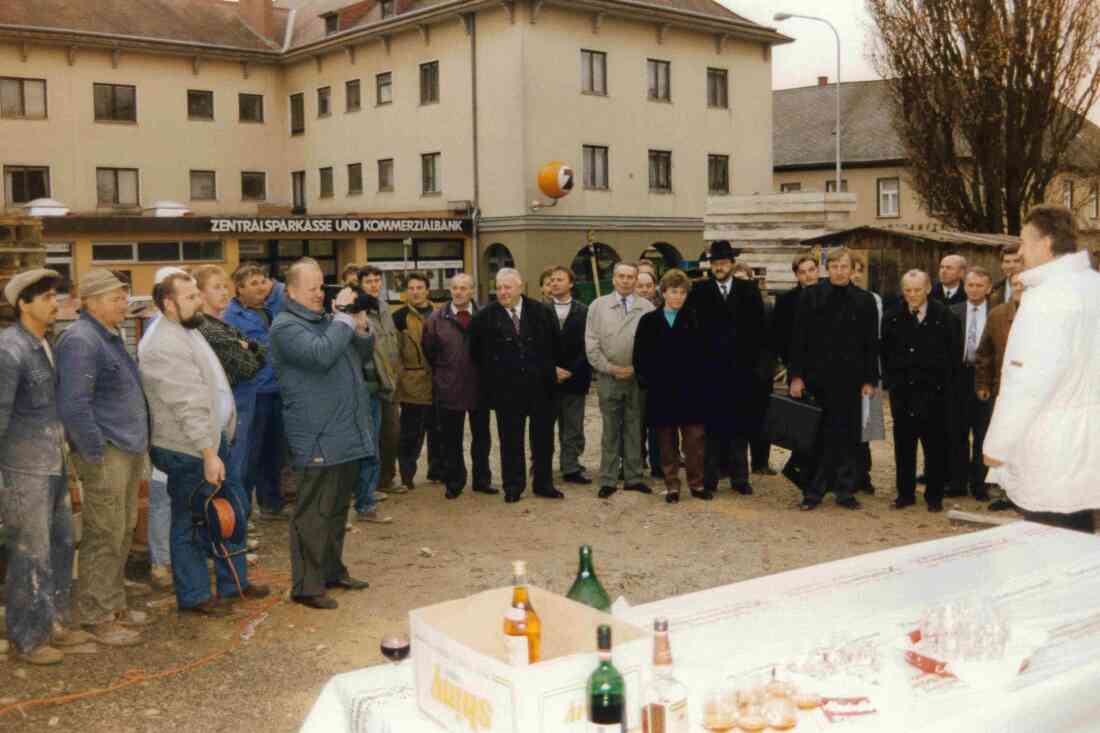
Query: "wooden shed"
801 226 1018 299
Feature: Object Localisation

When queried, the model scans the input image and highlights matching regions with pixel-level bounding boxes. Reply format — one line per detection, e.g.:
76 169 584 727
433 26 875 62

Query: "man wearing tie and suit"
948 267 994 500
931 254 968 305
469 268 561 503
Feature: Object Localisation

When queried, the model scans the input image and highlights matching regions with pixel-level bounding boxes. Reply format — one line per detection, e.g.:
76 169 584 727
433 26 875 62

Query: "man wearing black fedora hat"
683 240 765 497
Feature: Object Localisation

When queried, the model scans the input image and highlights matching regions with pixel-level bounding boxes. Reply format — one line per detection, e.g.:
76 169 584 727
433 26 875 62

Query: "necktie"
620 296 629 317
510 307 520 334
455 308 471 329
965 306 978 363
720 282 729 299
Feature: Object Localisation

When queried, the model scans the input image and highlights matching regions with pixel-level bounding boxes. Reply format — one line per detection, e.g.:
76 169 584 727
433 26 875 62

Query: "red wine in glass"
381 633 410 663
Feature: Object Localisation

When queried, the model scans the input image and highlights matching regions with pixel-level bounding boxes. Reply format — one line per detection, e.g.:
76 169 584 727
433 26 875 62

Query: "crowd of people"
1 203 1096 668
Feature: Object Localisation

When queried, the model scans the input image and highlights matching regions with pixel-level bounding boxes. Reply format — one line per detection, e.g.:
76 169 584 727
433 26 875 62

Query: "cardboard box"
411 585 648 733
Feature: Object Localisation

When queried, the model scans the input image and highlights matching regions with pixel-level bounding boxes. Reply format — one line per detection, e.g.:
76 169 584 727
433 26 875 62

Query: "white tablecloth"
302 523 1100 733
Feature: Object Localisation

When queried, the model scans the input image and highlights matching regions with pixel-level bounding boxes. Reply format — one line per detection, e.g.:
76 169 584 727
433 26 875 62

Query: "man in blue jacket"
224 263 285 520
270 259 376 610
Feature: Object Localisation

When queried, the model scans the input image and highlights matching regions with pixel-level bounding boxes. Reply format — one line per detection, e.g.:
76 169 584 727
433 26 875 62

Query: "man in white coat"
984 205 1100 533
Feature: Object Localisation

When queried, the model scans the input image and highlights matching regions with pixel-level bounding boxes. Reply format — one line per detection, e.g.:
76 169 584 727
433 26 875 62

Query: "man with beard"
788 247 879 511
140 272 264 615
684 240 765 496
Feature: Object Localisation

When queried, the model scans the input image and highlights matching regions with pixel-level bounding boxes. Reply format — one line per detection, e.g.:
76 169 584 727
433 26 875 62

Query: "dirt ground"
0 395 1001 732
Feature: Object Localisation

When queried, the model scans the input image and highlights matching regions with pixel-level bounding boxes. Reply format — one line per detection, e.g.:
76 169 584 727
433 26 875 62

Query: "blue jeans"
230 392 285 515
0 470 74 654
150 436 250 608
148 467 171 567
354 394 383 514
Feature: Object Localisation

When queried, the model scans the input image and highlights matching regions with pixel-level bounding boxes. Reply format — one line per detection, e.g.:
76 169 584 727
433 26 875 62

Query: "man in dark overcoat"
683 240 765 496
788 247 879 511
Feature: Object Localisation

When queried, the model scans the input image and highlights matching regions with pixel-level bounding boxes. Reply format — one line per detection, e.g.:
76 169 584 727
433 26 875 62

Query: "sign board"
210 217 471 236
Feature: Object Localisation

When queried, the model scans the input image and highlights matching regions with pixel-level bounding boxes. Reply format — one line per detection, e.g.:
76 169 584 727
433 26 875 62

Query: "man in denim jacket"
0 269 93 665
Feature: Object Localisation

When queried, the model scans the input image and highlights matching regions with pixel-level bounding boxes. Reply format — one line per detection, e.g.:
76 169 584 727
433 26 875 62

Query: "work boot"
51 622 95 648
16 644 64 666
85 620 141 647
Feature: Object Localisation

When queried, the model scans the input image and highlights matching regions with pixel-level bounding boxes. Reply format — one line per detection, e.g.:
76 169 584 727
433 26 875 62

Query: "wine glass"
380 632 411 664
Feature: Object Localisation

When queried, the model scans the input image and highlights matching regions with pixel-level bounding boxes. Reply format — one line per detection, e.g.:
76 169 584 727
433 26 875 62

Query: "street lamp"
774 12 842 193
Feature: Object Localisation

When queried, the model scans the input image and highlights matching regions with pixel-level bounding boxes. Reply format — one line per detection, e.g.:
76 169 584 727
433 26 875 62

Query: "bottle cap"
513 560 526 575
653 617 669 633
597 623 612 650
505 607 525 622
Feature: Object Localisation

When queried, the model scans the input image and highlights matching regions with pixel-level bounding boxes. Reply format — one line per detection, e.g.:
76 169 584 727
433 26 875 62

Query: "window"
189 170 216 200
187 89 213 120
648 150 671 193
780 182 802 193
1 77 47 119
381 0 394 17
378 158 394 191
4 166 50 205
319 166 334 198
91 241 223 263
292 170 306 211
324 13 339 35
581 50 607 95
94 83 136 122
346 80 361 112
707 68 728 108
583 145 609 189
647 59 671 101
138 242 180 262
317 86 331 117
290 93 304 134
182 241 223 261
376 72 393 105
348 163 363 195
241 171 266 201
422 153 440 194
707 154 729 194
825 179 849 193
877 177 900 217
96 167 139 206
91 244 136 262
420 62 439 105
1063 180 1074 209
239 93 264 122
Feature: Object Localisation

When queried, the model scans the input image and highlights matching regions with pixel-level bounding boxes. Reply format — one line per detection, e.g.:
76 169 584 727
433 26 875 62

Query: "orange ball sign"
537 162 574 199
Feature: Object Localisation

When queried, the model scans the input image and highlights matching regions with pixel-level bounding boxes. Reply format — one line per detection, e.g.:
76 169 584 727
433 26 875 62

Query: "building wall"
773 166 938 229
0 45 286 214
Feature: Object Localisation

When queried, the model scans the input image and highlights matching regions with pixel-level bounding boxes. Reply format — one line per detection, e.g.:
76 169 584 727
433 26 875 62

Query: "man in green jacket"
393 272 442 490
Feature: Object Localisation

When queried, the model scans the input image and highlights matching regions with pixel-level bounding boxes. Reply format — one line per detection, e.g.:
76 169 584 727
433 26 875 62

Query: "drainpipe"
468 11 482 299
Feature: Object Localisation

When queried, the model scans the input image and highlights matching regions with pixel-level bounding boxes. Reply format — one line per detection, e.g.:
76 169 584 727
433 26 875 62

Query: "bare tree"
868 0 1100 234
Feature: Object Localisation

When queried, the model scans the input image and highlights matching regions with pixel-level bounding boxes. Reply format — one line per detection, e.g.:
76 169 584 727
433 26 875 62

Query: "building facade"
0 0 788 299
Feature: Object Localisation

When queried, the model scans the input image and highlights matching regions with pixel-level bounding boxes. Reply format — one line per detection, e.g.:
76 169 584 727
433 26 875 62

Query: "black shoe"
561 472 592 485
624 482 653 494
293 595 338 610
927 501 944 513
534 487 565 499
836 496 861 510
326 576 369 591
988 499 1015 512
665 490 680 504
892 498 916 510
781 465 800 484
445 487 462 499
598 486 618 499
732 483 754 496
472 485 500 495
690 488 714 501
752 465 779 476
426 473 444 483
504 492 522 503
799 499 820 511
943 488 967 498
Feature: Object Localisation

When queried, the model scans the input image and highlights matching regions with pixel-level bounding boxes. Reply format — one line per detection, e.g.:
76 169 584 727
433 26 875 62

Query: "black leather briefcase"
763 394 823 454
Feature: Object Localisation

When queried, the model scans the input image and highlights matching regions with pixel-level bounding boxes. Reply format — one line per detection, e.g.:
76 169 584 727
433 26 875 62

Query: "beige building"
0 0 789 300
773 79 1100 252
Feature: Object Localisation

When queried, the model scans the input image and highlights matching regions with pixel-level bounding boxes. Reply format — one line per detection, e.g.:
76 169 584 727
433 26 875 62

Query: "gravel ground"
0 395 1002 732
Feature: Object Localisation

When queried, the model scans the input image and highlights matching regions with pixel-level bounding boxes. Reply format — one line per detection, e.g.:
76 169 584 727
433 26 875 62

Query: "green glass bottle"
566 545 612 612
587 624 626 732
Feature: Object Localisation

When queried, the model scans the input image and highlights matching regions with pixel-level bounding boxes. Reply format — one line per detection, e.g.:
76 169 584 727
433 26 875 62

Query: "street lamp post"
774 12 842 193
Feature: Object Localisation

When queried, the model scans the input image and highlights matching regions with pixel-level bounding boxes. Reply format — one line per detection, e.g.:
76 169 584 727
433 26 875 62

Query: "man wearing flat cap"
683 240 766 499
0 268 94 665
56 269 149 646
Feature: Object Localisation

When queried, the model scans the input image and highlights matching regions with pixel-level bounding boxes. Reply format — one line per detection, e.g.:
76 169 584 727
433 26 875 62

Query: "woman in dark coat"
632 269 710 503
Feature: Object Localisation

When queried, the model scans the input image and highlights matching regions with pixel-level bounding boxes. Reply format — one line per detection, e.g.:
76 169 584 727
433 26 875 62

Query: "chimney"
238 0 276 42
817 76 829 87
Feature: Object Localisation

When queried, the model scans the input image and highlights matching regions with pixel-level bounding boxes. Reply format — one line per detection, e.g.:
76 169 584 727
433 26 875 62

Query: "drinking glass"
702 683 738 732
380 632 411 664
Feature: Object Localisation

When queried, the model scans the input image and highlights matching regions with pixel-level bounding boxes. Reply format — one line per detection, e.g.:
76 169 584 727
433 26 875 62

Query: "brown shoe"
16 644 64 666
229 584 271 602
51 623 95 648
85 621 142 647
179 599 233 618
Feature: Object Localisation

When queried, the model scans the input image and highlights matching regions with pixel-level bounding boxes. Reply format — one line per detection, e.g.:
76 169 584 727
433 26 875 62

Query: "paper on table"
893 625 1047 692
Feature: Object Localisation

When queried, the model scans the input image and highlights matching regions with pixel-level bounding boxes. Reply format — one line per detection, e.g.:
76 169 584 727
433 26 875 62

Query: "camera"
335 291 380 315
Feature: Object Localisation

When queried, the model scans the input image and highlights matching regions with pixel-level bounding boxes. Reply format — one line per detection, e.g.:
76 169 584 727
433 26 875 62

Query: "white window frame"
877 177 900 218
581 50 607 96
583 145 609 190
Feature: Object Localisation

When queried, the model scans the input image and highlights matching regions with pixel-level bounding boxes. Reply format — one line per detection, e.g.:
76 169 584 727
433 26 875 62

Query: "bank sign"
210 217 470 235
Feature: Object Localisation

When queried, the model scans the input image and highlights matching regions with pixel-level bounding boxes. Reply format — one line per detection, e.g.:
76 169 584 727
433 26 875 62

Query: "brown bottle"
504 560 542 663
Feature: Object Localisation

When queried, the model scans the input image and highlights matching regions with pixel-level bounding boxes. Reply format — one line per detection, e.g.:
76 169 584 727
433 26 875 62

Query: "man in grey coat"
270 259 376 610
359 266 402 495
585 262 654 498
